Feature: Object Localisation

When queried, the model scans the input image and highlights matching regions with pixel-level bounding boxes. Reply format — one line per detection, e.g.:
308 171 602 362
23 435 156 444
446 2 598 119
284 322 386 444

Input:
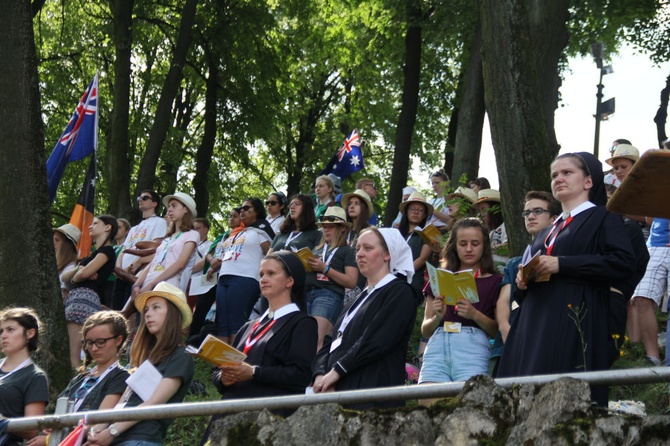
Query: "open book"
185 334 246 367
426 263 479 306
414 224 444 247
520 249 551 283
293 247 315 272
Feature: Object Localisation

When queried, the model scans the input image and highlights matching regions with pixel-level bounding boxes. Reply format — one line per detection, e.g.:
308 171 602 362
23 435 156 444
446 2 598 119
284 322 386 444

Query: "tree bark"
0 0 71 393
107 0 135 219
134 0 200 199
383 0 423 227
653 73 670 148
193 57 218 217
480 0 568 256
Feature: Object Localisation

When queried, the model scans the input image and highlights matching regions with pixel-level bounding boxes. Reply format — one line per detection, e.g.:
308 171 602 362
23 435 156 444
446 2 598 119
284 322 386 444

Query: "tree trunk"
653 73 670 148
0 0 71 393
480 0 568 256
193 58 218 217
107 0 135 219
383 0 422 227
134 0 200 198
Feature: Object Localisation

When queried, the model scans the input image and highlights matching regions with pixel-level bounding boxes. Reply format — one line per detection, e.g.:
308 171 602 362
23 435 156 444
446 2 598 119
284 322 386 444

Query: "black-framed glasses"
320 216 345 223
265 200 279 206
137 195 152 202
521 208 551 219
74 376 99 399
240 205 253 212
82 336 117 349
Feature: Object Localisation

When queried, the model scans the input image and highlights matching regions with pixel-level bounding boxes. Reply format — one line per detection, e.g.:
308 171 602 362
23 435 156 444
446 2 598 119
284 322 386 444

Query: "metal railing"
6 366 670 433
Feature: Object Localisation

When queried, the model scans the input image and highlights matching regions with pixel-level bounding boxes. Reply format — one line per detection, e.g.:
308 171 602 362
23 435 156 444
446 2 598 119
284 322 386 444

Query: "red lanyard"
544 216 573 256
243 318 276 354
473 269 481 279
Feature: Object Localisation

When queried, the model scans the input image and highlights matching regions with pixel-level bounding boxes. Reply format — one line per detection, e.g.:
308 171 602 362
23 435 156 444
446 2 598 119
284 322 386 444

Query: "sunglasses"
137 196 153 202
240 205 253 212
265 200 279 206
82 336 117 349
320 216 345 224
521 208 551 218
74 376 99 400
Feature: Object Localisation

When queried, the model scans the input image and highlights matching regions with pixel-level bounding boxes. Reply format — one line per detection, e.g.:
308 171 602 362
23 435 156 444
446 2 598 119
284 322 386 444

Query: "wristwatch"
108 424 120 437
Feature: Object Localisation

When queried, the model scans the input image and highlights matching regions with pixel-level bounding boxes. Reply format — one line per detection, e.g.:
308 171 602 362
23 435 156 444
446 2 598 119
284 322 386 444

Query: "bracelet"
323 264 331 275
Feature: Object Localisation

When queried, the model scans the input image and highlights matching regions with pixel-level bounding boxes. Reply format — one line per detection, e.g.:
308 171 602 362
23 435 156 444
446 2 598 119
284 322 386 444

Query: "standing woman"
214 198 274 344
270 194 321 253
306 207 359 349
397 191 434 296
265 192 287 234
53 223 81 299
341 189 372 247
426 170 451 230
418 218 502 405
312 228 418 409
0 308 48 445
497 152 635 406
86 282 194 445
314 175 336 219
61 215 118 368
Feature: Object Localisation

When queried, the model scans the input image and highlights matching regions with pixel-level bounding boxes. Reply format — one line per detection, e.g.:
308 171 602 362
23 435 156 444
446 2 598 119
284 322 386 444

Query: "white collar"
262 303 299 320
362 273 396 294
557 201 595 221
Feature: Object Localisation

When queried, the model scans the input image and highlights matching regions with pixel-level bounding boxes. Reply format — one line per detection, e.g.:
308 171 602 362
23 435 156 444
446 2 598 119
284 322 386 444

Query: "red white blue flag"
46 73 98 204
320 129 364 180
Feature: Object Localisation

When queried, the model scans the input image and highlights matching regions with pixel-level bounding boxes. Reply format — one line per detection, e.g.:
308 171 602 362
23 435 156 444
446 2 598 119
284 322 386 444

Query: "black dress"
497 206 635 405
313 277 418 409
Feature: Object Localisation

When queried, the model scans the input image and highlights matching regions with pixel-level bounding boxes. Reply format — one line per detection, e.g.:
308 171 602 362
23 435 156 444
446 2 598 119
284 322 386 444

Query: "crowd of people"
1 144 669 444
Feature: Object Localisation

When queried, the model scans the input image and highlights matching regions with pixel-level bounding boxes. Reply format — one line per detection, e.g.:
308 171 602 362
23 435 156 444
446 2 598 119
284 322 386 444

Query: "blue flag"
320 129 364 180
46 73 99 204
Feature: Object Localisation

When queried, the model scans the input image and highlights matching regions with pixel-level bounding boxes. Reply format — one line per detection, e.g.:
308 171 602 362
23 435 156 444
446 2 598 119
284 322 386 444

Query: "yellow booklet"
293 247 315 272
414 224 444 247
426 263 479 306
520 249 551 283
185 334 246 367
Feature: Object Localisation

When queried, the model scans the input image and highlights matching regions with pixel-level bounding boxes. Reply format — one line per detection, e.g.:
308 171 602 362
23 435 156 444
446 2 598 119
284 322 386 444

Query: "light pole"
591 42 615 159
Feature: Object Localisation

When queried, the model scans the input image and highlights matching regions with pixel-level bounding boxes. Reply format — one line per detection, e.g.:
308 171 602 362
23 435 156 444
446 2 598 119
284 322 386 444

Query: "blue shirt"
648 218 670 247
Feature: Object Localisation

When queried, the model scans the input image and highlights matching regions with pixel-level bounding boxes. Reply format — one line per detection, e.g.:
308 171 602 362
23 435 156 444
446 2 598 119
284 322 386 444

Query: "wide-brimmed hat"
135 282 192 328
53 223 81 249
341 189 373 215
476 189 500 204
605 144 640 166
317 206 352 227
445 187 478 205
398 191 434 216
162 192 197 218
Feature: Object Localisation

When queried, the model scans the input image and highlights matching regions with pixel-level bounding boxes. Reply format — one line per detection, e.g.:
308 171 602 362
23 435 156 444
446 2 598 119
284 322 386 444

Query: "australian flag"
320 129 364 180
46 73 98 204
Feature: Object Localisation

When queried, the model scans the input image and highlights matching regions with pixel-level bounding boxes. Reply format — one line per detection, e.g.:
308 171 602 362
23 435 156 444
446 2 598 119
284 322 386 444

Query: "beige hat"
476 189 501 204
605 144 640 166
445 187 478 205
135 282 192 328
162 192 197 218
340 189 373 215
317 206 352 227
53 223 81 249
398 191 434 216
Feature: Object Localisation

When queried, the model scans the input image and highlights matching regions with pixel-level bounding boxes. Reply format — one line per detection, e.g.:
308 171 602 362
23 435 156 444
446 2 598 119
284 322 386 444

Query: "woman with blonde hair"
314 175 336 219
53 223 81 298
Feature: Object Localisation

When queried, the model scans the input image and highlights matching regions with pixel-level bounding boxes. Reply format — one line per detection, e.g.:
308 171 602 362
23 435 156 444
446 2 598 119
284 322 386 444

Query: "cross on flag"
321 129 365 180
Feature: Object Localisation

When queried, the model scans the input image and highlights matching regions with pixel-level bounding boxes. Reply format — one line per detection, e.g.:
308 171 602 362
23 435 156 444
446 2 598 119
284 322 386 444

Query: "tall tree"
0 0 71 392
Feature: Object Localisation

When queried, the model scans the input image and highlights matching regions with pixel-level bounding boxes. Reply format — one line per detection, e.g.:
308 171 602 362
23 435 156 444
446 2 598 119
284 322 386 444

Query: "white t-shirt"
120 215 168 269
218 227 271 281
188 239 214 296
267 215 286 234
144 230 200 291
427 196 449 228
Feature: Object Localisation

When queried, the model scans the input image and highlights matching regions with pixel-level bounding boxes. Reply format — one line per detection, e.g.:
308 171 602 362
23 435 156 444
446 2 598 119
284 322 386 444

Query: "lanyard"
320 244 338 265
157 231 183 264
337 288 376 338
73 361 119 412
284 231 302 248
0 357 31 381
243 318 277 354
544 215 573 256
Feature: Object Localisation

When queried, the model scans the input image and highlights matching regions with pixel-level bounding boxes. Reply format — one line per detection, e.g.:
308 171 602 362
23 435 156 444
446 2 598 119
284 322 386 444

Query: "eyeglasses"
265 200 279 206
240 205 253 212
74 376 99 400
320 216 345 224
137 196 152 202
407 206 426 214
81 336 117 349
521 208 551 219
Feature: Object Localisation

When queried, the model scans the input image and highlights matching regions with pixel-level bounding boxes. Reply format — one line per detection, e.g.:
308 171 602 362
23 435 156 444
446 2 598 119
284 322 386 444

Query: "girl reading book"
418 218 501 405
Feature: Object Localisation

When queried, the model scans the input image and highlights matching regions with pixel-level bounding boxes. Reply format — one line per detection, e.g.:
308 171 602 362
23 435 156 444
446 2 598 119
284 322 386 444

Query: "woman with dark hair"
497 152 635 406
270 194 321 253
397 191 434 296
62 214 119 367
418 218 502 405
0 307 48 445
86 282 194 445
207 251 317 412
340 189 372 247
266 192 287 234
469 177 491 194
213 198 275 344
312 228 418 409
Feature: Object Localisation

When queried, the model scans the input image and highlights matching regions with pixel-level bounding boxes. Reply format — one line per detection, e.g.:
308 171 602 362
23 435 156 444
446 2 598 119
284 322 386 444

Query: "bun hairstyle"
96 214 119 247
0 307 43 352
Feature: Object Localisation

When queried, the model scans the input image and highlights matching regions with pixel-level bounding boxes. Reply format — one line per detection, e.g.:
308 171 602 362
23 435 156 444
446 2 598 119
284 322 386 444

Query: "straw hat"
53 223 81 249
605 144 640 166
476 189 501 204
445 187 478 205
135 282 192 328
340 189 373 215
398 191 434 216
162 192 197 218
317 206 352 227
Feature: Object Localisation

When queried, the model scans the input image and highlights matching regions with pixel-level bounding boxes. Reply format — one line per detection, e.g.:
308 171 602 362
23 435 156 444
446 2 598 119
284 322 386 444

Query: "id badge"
330 336 342 352
153 263 165 272
444 322 462 333
316 273 330 282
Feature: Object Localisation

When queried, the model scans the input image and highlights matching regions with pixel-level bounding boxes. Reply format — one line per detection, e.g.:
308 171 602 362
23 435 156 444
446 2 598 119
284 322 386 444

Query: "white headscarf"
378 228 415 284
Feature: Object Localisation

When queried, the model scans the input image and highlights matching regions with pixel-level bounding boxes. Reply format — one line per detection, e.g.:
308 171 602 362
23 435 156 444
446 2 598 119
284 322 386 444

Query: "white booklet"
126 359 163 402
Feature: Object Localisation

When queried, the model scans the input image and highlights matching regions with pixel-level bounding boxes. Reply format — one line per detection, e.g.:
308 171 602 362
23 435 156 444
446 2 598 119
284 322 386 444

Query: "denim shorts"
305 288 343 325
418 326 491 383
